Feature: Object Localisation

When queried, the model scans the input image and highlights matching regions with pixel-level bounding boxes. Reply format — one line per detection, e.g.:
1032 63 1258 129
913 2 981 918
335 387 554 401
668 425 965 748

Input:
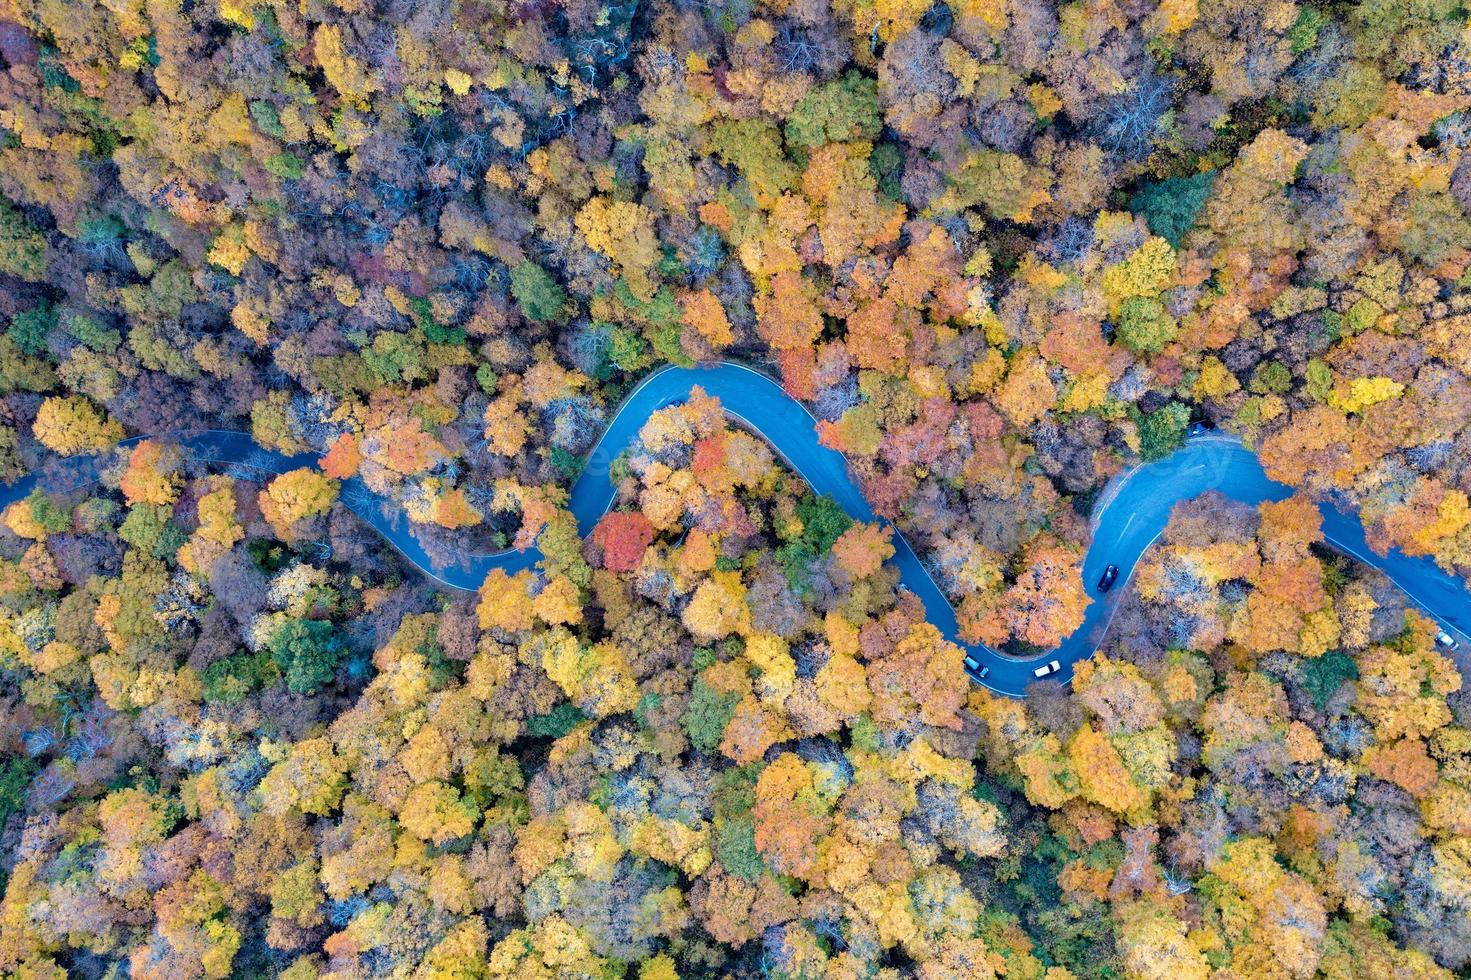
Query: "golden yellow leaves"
953 0 1010 32
1101 236 1178 314
526 626 637 719
1115 899 1211 980
486 916 608 978
206 223 251 276
399 781 478 846
1237 128 1311 185
855 0 933 44
755 269 824 353
575 196 661 301
1377 478 1471 563
257 737 348 818
443 68 473 96
800 142 904 267
1354 634 1460 741
746 632 797 702
477 569 536 633
483 378 531 458
682 570 750 641
815 649 872 720
33 395 124 456
404 478 483 530
993 351 1057 427
1326 375 1405 414
1194 356 1240 399
1068 725 1149 816
679 288 734 349
178 477 244 575
1207 838 1328 978
231 299 270 345
314 25 379 108
533 575 583 625
258 468 339 543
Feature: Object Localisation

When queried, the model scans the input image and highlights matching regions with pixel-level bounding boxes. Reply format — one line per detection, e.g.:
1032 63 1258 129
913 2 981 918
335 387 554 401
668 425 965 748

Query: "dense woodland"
2 0 1471 974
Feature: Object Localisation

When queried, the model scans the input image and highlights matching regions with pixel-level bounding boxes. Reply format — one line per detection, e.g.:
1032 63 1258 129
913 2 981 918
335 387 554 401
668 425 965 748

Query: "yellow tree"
682 571 750 640
399 781 479 846
575 196 661 301
680 288 734 349
178 477 244 575
1003 537 1088 648
33 395 123 455
477 568 536 633
1114 900 1211 980
1067 725 1147 816
755 270 823 353
119 439 182 505
258 469 339 543
1205 837 1327 977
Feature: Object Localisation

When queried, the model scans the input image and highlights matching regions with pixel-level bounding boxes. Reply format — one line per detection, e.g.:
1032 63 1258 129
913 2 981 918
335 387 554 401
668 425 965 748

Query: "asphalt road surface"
6 362 1468 696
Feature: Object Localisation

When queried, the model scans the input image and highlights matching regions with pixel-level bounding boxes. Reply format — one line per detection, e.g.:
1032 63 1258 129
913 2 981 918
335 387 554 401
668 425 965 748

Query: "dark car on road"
963 655 990 679
1098 564 1119 592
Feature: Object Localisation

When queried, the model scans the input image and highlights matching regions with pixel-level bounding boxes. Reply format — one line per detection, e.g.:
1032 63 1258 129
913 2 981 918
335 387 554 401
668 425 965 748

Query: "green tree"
1116 295 1178 354
941 149 1032 219
1130 172 1214 246
65 312 121 354
785 72 882 148
8 300 55 356
1249 360 1293 395
0 757 37 829
202 650 279 704
510 262 568 323
796 496 854 552
1401 192 1471 268
264 152 304 180
707 119 799 201
0 196 46 281
1138 403 1190 461
119 503 186 560
1287 7 1326 52
527 703 587 739
267 619 344 695
1301 650 1358 710
712 765 765 879
0 334 56 393
776 495 854 592
682 677 740 753
26 489 72 536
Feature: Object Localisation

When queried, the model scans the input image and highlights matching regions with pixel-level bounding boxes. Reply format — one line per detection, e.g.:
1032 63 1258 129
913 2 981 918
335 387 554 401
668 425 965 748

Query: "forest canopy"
2 0 1471 975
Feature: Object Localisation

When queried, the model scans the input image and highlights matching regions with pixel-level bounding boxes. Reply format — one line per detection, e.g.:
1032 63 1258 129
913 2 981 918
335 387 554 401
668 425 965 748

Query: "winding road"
5 361 1469 696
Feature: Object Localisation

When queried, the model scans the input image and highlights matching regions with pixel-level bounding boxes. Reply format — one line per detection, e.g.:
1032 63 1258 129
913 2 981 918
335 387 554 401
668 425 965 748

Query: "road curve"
4 361 1469 696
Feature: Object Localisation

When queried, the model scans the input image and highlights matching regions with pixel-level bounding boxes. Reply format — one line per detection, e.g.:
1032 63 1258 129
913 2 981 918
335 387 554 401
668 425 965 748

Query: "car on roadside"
1098 564 1120 592
1032 660 1062 679
1436 629 1461 650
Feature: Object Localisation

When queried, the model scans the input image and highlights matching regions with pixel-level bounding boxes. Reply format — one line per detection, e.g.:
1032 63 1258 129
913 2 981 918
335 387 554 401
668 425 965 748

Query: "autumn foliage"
3 0 1471 972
